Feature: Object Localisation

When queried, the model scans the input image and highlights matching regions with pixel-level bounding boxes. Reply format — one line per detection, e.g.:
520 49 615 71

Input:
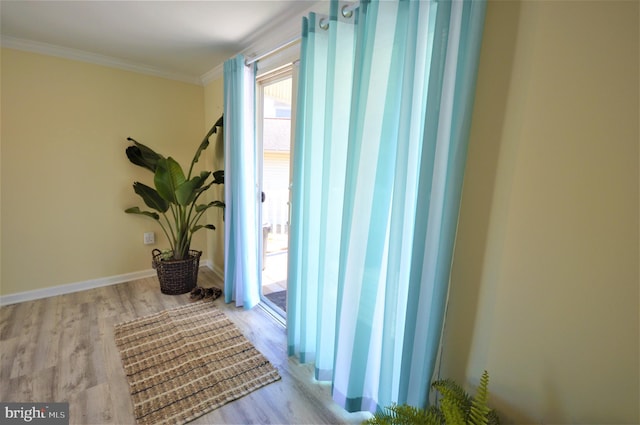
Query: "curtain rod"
244 2 359 66
245 36 301 66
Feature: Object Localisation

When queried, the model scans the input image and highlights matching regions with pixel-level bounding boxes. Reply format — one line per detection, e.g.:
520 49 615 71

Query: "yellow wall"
203 77 225 275
1 48 206 295
442 1 639 423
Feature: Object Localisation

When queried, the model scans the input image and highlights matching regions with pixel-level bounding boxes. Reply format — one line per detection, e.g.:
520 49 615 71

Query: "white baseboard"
0 260 223 306
0 269 156 306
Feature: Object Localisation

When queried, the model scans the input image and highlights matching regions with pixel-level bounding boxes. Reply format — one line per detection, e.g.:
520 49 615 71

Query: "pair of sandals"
190 286 222 301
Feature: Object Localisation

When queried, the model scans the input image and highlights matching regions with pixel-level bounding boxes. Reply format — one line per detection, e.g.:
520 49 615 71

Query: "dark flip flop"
204 287 222 300
190 286 205 300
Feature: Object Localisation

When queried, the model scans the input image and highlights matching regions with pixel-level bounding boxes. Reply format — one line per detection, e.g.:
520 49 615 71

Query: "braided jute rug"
114 301 281 425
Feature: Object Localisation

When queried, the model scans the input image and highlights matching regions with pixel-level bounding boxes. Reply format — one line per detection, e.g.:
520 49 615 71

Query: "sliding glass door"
257 67 293 318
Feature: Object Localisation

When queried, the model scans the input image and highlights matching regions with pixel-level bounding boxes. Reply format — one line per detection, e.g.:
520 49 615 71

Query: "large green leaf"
195 170 212 187
186 122 218 178
191 224 216 232
189 171 211 193
126 138 164 172
174 171 209 205
213 114 223 132
133 182 169 212
154 157 186 203
194 181 214 196
189 171 218 200
175 179 198 206
192 122 219 164
124 207 160 220
192 134 210 166
195 201 225 212
212 169 224 184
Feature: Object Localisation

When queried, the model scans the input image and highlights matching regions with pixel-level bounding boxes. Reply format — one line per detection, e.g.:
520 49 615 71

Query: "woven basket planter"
152 249 201 295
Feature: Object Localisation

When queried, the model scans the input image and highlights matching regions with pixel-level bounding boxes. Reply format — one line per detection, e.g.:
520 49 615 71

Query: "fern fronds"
432 379 471 425
468 371 491 425
439 396 466 425
487 409 500 425
432 379 473 408
363 372 500 425
426 405 445 425
363 403 442 425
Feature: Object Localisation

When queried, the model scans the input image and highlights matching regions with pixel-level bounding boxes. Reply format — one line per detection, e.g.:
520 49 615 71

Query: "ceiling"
0 1 323 84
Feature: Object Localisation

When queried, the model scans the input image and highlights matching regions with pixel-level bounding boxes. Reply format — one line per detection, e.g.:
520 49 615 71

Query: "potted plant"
124 120 224 294
364 371 500 425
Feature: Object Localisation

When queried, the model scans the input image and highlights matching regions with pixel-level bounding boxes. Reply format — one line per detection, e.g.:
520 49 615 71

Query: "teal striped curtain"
223 55 261 309
288 0 486 413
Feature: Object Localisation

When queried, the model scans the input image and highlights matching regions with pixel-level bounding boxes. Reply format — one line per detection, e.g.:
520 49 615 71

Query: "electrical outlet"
143 232 155 245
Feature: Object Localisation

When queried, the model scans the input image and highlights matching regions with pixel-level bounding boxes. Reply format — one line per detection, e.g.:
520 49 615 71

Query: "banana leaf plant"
124 121 224 260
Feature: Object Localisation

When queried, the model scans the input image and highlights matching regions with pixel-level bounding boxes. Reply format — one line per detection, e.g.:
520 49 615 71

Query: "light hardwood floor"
0 268 371 425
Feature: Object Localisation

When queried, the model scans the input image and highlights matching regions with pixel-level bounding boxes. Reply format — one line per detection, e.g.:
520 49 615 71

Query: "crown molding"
2 1 330 87
200 63 224 86
199 1 329 84
1 35 203 86
241 1 327 62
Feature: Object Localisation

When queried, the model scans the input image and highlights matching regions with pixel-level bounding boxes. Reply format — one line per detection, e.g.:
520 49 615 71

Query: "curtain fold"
288 0 486 413
288 6 356 381
399 0 489 407
223 55 261 309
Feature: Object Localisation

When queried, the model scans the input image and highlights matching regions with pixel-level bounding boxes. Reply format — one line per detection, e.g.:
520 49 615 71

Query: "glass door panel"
258 73 292 318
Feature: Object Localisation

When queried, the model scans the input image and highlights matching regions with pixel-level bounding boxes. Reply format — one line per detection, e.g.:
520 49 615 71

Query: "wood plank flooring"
0 268 371 425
